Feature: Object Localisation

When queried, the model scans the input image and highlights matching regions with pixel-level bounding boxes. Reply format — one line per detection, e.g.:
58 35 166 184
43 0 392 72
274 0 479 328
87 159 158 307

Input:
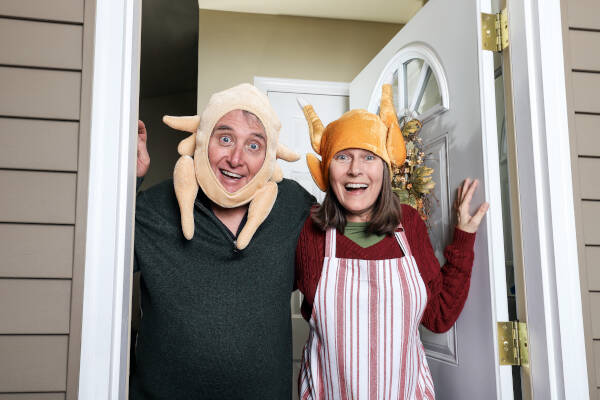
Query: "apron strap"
325 227 337 259
393 223 413 258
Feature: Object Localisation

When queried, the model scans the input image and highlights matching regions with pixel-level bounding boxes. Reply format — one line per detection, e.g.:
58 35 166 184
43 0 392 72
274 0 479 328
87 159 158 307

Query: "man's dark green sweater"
130 178 314 399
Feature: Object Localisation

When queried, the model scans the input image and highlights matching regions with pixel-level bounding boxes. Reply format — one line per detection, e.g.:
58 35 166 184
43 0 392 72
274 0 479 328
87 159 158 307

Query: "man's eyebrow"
213 124 233 131
252 132 266 142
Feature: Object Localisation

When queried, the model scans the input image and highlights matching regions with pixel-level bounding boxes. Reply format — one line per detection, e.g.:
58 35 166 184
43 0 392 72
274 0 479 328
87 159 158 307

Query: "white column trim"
534 0 589 397
509 0 589 398
78 0 141 398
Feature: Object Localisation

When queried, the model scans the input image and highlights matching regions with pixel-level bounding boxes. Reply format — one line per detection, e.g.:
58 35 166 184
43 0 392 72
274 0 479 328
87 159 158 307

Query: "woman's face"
329 148 384 223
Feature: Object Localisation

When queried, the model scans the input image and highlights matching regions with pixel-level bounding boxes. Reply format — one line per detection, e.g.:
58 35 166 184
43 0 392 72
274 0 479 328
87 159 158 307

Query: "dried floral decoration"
392 118 436 222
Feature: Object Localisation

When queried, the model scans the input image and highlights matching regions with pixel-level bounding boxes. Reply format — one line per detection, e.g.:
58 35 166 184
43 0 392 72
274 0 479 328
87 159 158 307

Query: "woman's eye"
220 136 232 144
365 155 375 161
247 142 260 151
335 154 349 161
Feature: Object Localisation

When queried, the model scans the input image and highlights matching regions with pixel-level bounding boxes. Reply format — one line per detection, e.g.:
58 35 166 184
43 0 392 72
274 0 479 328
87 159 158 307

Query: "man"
131 84 314 399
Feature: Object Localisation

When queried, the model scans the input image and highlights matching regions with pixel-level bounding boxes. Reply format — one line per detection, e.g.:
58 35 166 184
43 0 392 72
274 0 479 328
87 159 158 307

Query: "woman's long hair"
311 162 403 235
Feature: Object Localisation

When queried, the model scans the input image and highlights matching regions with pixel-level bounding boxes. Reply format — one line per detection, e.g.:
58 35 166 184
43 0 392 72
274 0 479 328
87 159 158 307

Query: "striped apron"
299 226 435 400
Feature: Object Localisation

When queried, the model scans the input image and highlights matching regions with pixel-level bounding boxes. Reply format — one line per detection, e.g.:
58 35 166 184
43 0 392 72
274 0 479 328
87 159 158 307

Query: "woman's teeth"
221 169 242 179
345 183 368 191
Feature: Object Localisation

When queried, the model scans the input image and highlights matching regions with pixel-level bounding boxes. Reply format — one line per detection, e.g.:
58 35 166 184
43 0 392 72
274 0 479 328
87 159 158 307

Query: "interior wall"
197 9 402 112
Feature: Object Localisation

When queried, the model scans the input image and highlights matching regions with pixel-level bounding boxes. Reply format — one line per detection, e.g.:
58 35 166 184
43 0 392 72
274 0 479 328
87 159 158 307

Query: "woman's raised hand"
454 178 489 234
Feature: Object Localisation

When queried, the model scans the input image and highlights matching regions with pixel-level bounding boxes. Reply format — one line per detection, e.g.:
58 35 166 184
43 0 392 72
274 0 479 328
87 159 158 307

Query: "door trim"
254 76 350 96
77 0 141 398
506 0 589 398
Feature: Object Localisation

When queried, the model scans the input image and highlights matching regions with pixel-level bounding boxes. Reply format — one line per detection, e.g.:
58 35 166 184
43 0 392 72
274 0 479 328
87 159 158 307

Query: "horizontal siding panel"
0 0 83 23
0 224 73 278
0 279 70 333
578 158 600 199
0 394 65 400
569 30 600 72
0 335 68 392
567 0 600 30
572 72 600 113
0 19 82 69
0 170 76 224
593 293 600 338
0 118 78 171
575 114 600 157
596 341 600 386
587 247 600 291
0 67 81 120
582 201 600 245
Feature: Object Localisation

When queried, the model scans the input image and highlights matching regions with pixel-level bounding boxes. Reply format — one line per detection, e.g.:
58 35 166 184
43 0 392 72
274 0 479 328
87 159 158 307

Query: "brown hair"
311 161 403 235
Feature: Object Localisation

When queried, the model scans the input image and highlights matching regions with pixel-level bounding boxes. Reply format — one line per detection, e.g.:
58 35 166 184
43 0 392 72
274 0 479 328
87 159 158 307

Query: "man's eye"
248 142 260 151
365 155 375 161
220 136 232 144
335 154 348 161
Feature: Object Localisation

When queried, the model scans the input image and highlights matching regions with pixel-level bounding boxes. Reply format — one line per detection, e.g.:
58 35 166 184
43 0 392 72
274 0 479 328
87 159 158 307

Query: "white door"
350 0 512 399
255 77 350 400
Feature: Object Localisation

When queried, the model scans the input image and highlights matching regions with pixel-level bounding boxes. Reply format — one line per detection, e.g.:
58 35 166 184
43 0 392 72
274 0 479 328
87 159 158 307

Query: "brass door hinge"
482 8 509 52
497 321 529 366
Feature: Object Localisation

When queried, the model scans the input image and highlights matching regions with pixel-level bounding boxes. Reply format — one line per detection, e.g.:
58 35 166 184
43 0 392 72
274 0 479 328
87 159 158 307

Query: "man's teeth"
345 183 368 189
221 169 242 179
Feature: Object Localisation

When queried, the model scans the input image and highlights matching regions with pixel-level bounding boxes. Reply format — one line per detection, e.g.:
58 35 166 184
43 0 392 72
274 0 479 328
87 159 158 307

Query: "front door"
350 0 514 398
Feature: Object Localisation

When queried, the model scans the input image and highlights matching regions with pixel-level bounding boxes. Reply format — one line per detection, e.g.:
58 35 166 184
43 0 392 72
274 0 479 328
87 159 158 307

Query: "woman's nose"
348 158 361 176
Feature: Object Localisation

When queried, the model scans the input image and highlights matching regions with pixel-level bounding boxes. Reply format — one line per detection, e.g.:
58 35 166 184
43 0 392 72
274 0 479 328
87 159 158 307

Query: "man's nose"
228 144 244 167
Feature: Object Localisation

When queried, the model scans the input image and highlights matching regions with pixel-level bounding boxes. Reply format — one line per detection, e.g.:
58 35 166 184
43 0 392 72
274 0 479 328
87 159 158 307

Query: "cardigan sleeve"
401 205 476 333
295 214 326 321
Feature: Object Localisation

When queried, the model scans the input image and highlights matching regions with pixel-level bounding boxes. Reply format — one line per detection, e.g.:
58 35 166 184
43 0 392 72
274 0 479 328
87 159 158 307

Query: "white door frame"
254 76 350 97
78 0 141 398
506 0 589 398
77 0 590 398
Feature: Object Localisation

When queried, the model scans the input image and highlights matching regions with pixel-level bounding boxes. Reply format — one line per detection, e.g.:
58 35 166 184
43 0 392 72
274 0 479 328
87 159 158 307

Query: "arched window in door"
367 44 449 124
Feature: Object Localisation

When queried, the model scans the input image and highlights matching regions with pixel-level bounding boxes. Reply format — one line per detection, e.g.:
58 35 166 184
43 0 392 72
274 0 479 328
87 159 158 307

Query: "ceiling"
196 0 426 24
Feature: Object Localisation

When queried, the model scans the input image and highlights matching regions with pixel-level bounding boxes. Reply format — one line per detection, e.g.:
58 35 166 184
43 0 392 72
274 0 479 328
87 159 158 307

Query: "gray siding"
0 0 93 398
562 0 600 397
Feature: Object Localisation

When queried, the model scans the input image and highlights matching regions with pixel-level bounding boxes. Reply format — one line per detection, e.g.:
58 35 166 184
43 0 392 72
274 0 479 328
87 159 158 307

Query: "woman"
295 85 489 399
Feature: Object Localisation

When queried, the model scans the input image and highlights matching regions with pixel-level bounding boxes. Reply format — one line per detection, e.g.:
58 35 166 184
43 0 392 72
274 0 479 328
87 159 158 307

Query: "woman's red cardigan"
295 204 476 333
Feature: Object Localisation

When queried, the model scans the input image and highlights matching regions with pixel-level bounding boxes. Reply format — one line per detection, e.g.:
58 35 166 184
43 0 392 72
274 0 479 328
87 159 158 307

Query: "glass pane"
405 58 424 111
391 69 402 113
417 71 442 114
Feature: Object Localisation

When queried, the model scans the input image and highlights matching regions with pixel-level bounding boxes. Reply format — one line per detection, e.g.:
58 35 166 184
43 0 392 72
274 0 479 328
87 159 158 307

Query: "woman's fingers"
455 178 488 233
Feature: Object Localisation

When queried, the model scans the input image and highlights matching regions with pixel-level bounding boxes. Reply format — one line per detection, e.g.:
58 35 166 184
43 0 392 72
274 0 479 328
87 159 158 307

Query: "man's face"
208 110 267 193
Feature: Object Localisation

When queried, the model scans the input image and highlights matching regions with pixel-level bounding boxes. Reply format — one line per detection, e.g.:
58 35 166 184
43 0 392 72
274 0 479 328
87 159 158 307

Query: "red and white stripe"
299 226 435 399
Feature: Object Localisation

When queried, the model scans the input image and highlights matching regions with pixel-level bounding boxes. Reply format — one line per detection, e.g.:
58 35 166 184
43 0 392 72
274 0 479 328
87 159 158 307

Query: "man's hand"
137 120 150 177
454 178 489 233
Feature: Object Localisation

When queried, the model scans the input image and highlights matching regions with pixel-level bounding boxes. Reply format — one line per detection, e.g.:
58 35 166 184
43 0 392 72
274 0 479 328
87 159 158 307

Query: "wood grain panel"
0 279 70 334
575 114 600 157
0 335 68 392
0 394 65 400
0 67 81 120
0 118 78 171
0 19 82 69
0 170 76 224
572 72 600 114
567 0 600 30
0 224 74 278
582 201 600 245
578 158 600 199
569 30 600 72
587 246 600 291
0 0 83 23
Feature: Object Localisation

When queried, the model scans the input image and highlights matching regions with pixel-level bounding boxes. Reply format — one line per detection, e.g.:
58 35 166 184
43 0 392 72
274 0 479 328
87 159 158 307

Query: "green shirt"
343 221 386 248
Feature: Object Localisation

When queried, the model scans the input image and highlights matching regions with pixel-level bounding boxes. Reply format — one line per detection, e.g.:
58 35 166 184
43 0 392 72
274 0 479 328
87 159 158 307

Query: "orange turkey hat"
300 84 406 191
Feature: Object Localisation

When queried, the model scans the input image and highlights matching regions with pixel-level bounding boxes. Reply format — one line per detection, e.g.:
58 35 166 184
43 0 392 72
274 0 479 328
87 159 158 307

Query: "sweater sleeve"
295 214 326 321
402 205 476 333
